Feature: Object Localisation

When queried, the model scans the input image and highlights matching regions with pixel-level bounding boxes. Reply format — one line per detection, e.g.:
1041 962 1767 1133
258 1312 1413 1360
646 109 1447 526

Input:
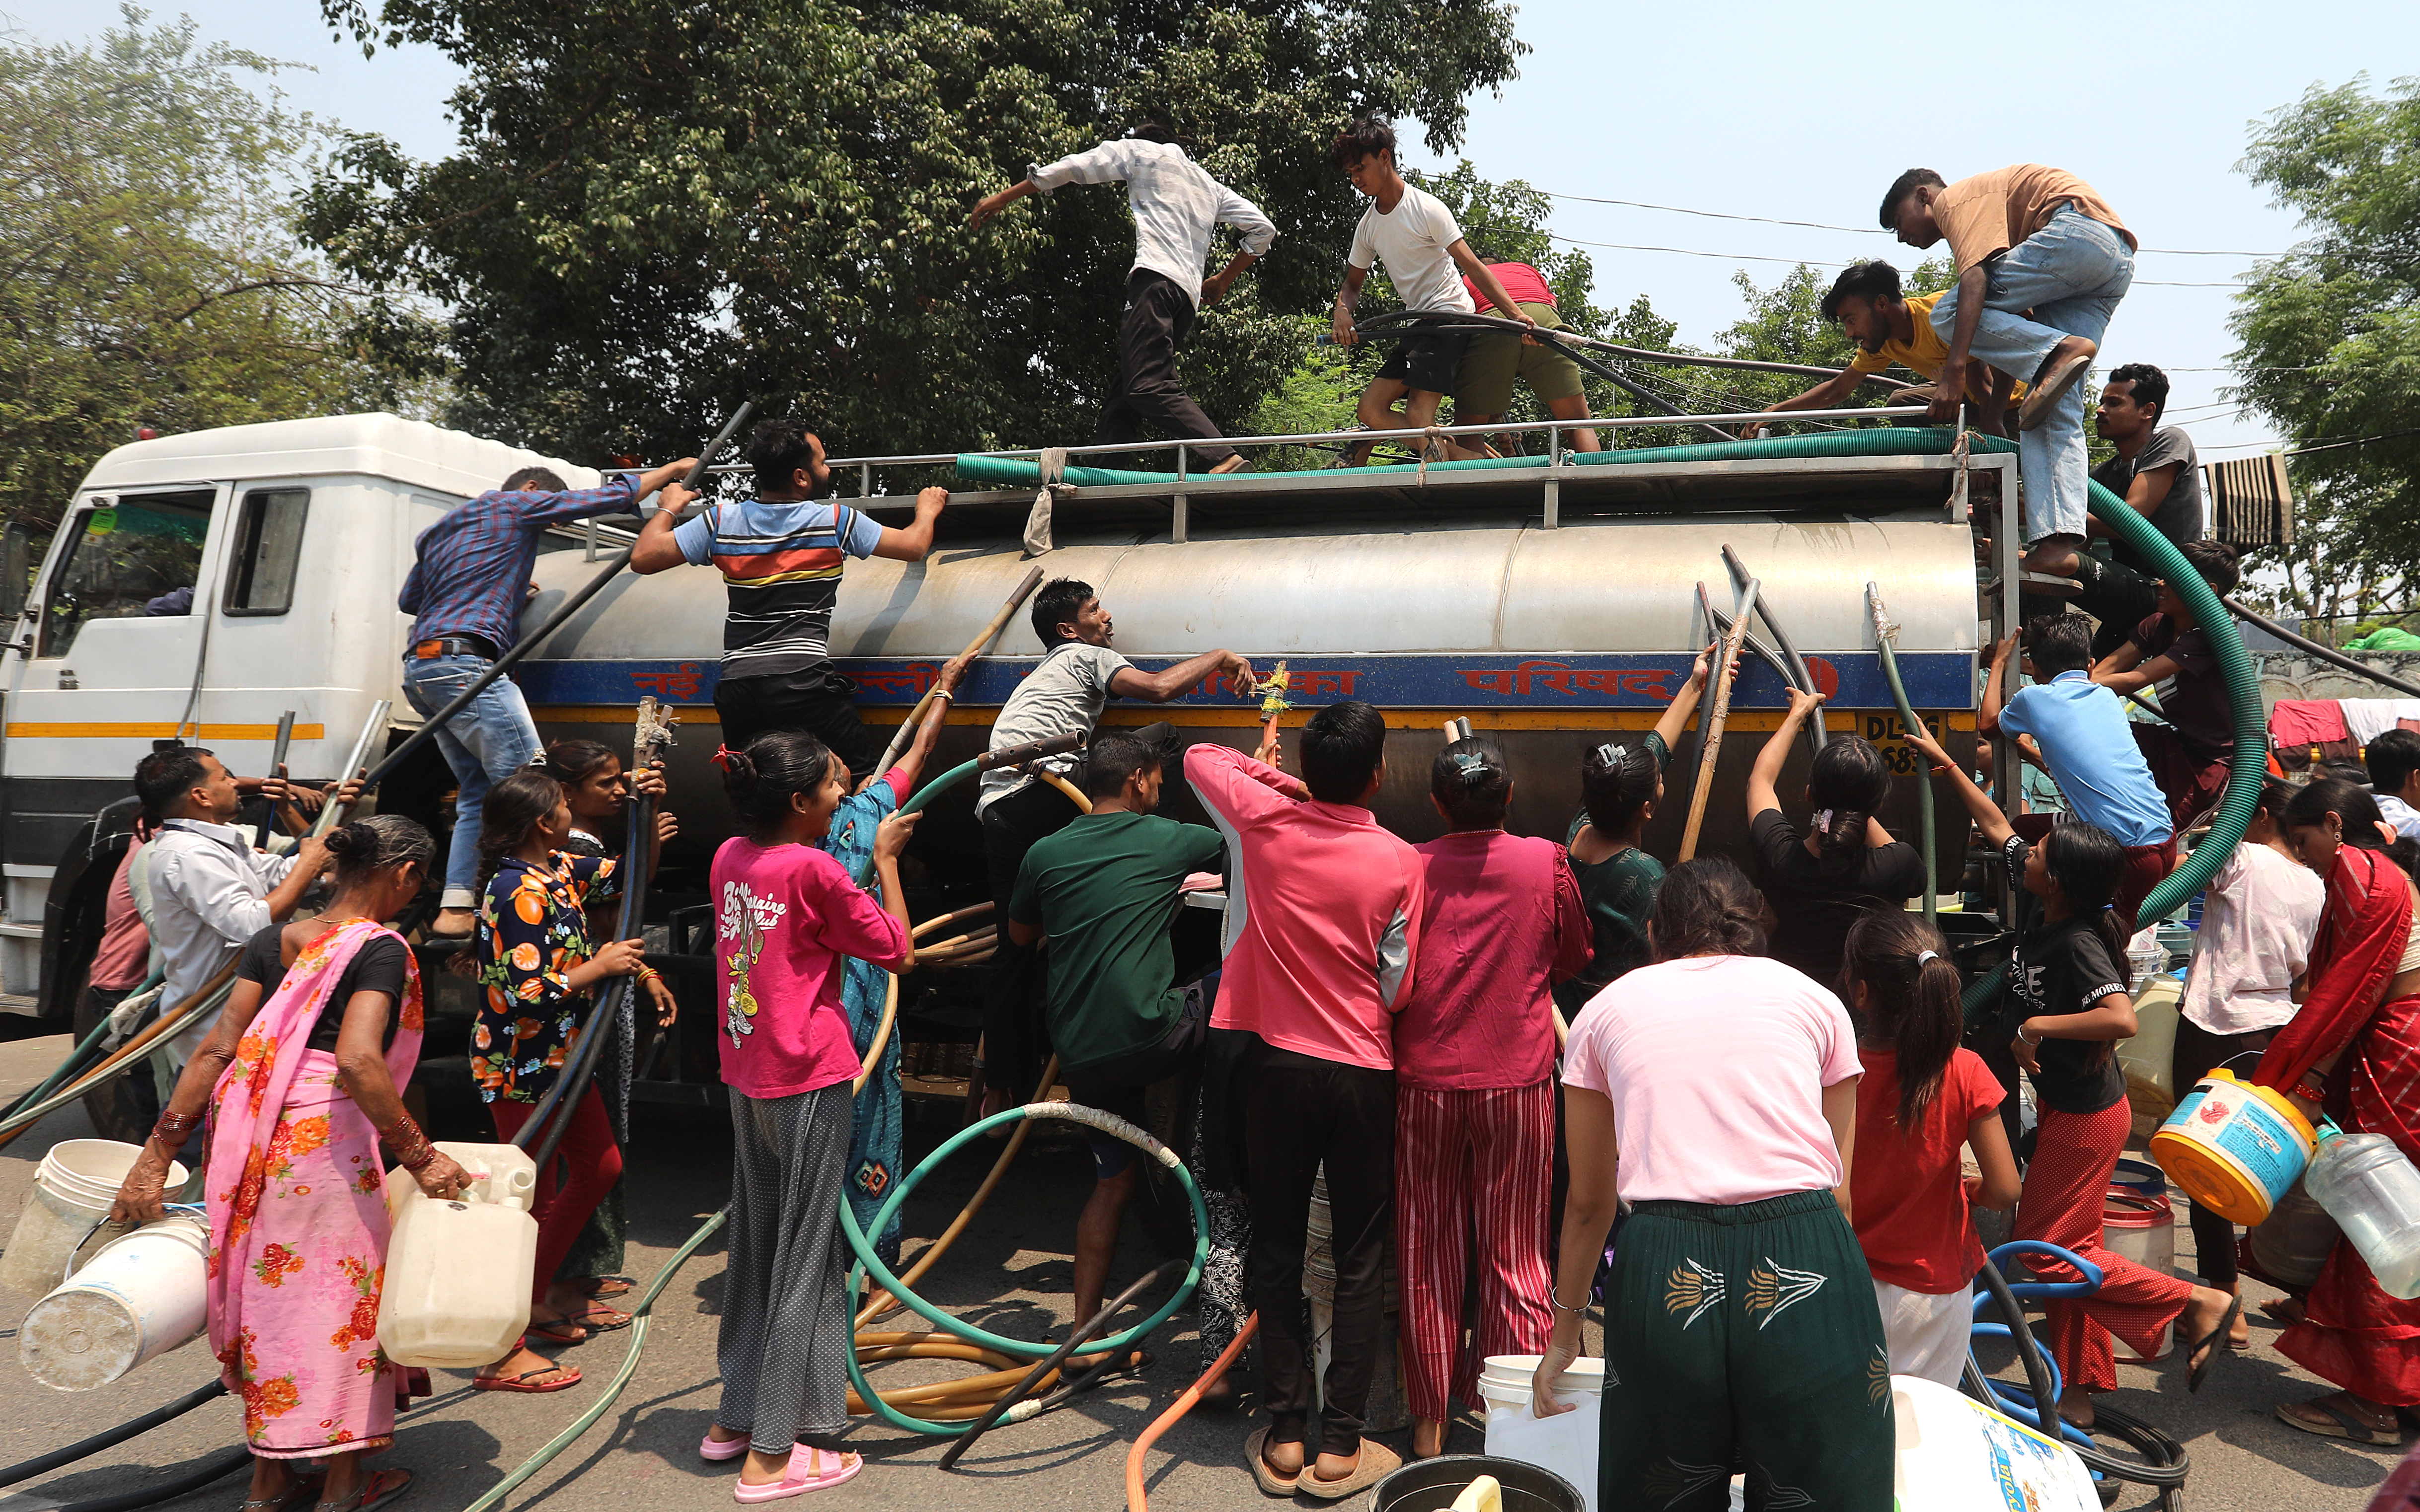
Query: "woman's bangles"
150 1109 204 1146
379 1111 440 1172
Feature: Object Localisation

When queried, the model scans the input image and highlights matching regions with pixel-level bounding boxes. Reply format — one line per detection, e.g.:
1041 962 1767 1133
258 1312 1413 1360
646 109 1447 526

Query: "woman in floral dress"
113 815 461 1512
466 767 669 1390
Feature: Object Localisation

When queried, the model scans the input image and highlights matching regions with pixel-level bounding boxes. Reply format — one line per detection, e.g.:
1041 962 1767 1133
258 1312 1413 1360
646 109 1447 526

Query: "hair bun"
323 822 360 856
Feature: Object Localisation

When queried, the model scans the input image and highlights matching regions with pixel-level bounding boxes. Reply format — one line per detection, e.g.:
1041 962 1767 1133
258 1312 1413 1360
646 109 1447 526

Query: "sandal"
2275 1396 2402 1445
561 1303 632 1333
574 1275 634 1299
237 1477 324 1512
733 1445 862 1503
314 1469 413 1512
525 1320 589 1346
1244 1428 1299 1498
702 1430 752 1462
2187 1295 2241 1392
1300 1439 1402 1501
473 1364 581 1393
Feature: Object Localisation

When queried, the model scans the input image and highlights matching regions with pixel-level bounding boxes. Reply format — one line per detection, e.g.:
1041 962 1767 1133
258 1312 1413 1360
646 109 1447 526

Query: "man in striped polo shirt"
632 416 944 774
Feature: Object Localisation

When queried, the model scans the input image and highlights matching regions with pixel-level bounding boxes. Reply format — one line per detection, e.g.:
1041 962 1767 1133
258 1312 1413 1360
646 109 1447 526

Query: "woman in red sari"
2259 778 2420 1445
114 816 469 1512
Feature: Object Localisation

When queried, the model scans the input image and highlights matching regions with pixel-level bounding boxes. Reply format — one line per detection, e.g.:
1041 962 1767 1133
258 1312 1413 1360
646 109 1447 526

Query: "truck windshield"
37 490 214 659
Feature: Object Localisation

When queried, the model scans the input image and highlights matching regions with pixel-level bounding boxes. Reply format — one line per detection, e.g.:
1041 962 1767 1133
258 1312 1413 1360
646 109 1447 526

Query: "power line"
1460 218 2244 285
2203 427 2420 455
1528 189 2280 258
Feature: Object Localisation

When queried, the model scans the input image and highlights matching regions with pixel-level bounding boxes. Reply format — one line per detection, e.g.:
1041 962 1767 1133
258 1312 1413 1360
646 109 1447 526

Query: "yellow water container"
2150 1071 2316 1225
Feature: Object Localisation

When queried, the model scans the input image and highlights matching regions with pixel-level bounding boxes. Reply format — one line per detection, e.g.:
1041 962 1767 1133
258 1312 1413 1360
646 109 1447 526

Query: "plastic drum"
2150 1071 2315 1225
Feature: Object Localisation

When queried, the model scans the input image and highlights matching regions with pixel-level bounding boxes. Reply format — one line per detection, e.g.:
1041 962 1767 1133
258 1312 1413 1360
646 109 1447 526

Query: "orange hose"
1124 1311 1258 1512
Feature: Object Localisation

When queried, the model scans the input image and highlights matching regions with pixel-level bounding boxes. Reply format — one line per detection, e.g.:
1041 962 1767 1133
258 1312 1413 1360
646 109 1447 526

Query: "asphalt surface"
0 1033 2400 1512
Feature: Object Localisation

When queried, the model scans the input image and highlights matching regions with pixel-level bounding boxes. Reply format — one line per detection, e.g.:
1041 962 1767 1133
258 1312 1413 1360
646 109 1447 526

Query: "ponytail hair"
2040 820 2130 1068
1580 740 1659 837
1648 856 1767 961
721 730 837 843
1431 735 1511 828
1807 735 1891 878
323 812 435 885
1839 911 1964 1126
476 769 569 891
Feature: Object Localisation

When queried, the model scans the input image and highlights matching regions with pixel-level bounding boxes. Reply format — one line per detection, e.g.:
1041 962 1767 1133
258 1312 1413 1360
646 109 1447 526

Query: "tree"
2230 74 2420 601
302 0 1524 468
0 10 435 534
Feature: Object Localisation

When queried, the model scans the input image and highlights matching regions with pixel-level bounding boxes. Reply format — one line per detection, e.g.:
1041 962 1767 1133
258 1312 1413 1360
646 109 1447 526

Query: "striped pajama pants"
2016 1099 2194 1394
718 1083 857 1454
1395 1081 1556 1420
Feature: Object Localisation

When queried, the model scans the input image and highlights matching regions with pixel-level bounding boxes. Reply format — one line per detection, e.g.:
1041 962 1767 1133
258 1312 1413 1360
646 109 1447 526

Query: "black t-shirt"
234 923 408 1053
1749 807 1927 987
1998 835 2128 1115
2127 614 2233 759
2089 427 2203 577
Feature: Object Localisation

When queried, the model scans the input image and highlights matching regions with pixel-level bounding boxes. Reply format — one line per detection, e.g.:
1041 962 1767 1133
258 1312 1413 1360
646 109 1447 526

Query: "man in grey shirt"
974 576 1254 1114
970 120 1277 474
2064 363 2205 654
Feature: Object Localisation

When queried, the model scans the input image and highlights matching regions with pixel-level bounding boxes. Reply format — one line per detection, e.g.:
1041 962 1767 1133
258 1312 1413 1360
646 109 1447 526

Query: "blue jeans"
401 654 543 907
1929 207 2134 544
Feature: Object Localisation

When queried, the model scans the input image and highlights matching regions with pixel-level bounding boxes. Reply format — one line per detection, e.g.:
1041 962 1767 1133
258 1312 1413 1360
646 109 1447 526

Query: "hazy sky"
14 0 2412 458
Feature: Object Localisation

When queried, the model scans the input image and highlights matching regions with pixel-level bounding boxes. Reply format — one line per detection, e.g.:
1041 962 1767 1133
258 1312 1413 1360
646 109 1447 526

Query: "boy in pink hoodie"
1185 701 1425 1497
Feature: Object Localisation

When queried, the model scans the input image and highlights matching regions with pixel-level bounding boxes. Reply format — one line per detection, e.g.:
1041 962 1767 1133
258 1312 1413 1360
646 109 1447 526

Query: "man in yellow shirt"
1739 261 2020 438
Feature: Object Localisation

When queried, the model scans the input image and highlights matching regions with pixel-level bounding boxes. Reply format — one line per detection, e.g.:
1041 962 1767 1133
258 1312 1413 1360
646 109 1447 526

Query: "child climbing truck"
1393 735 1589 1460
1745 688 1925 988
1906 719 2242 1425
1327 117 1536 468
1839 911 2019 1386
1982 614 2174 933
1558 641 1724 1012
1451 257 1602 453
2089 539 2242 833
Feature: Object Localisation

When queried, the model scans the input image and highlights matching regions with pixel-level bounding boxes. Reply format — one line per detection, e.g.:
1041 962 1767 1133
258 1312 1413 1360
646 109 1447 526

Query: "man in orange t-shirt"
1878 165 2138 587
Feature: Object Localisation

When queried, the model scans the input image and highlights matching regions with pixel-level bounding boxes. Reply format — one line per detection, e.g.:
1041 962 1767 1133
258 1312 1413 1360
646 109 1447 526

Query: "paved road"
0 1034 2398 1512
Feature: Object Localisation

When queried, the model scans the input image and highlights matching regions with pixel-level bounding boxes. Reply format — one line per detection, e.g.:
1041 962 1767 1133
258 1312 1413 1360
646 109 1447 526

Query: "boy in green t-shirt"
1007 731 1222 1335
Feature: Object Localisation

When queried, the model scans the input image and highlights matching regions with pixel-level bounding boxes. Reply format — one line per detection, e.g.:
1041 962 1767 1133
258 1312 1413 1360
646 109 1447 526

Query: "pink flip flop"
701 1430 751 1462
734 1444 862 1503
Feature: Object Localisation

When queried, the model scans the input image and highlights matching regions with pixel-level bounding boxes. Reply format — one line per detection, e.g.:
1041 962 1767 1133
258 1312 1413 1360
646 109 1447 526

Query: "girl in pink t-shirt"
1841 911 2018 1387
1535 858 1891 1510
703 730 914 1499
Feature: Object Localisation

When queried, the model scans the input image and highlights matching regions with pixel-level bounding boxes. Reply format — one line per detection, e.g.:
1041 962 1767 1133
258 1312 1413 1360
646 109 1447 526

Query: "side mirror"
0 523 27 621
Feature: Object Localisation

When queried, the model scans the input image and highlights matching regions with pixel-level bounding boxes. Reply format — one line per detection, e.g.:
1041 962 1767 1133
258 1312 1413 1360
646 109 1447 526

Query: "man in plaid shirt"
400 456 697 936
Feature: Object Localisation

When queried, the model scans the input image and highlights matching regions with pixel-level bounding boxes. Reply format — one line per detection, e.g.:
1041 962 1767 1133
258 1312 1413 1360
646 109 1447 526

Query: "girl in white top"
2172 779 2324 1344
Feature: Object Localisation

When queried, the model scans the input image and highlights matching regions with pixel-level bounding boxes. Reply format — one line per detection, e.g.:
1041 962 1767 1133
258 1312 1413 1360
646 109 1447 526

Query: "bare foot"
1262 1438 1305 1478
430 907 476 938
2020 537 2083 578
1208 455 1252 475
2278 1391 2399 1440
2261 1296 2306 1327
475 1344 574 1386
2057 1385 2095 1430
2181 1287 2236 1375
740 1447 792 1485
1411 1415 1447 1459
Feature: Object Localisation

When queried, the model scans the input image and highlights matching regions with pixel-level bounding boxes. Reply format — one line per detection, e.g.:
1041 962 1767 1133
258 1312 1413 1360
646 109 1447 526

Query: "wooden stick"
1677 575 1758 863
867 564 1046 779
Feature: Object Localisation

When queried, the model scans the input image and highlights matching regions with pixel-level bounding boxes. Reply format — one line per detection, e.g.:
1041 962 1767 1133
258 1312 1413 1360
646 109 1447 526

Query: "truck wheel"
69 977 154 1145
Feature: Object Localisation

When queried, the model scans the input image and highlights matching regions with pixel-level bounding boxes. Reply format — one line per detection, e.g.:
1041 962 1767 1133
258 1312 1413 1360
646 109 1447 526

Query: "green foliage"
0 9 439 533
301 0 1525 467
2229 74 2420 610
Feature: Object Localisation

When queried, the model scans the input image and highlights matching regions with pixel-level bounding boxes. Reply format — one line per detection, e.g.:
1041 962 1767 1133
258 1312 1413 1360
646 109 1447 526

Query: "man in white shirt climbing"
1328 116 1535 468
971 119 1276 475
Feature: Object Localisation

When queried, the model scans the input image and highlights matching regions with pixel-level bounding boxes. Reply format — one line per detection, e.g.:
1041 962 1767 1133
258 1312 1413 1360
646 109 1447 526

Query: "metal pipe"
1866 582 1935 927
1723 546 1824 752
2223 594 2420 700
360 404 753 794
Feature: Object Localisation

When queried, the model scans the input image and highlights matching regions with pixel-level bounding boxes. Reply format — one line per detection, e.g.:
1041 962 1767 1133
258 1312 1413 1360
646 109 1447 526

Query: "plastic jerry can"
1890 1374 2099 1512
2303 1129 2420 1301
2114 974 2181 1116
376 1143 538 1368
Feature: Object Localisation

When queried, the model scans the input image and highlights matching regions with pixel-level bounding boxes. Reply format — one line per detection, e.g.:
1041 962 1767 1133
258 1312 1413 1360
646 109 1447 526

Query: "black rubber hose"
1968 1259 2190 1490
0 1381 227 1489
1353 308 1919 388
1354 310 1736 443
935 1260 1179 1470
30 1444 249 1512
1722 545 1825 753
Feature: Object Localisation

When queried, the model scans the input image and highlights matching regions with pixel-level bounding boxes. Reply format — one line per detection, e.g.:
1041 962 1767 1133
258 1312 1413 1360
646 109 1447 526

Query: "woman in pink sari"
2259 778 2420 1445
114 816 468 1512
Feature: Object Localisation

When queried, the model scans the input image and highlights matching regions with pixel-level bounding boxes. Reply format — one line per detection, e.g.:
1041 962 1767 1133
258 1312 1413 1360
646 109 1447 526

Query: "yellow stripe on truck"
3 722 329 741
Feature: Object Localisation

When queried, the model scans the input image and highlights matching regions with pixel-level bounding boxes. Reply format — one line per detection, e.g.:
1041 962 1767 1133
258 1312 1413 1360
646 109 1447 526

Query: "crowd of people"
58 117 2419 1512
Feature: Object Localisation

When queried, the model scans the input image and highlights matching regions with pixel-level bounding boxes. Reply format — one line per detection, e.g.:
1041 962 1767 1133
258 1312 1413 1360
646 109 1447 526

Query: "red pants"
2013 813 2175 936
1394 1081 1555 1420
489 1087 622 1304
2017 1100 2193 1393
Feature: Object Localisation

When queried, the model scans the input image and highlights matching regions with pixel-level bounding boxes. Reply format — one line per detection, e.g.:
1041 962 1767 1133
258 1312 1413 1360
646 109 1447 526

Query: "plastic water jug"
17 1213 209 1390
0 1141 187 1297
2247 1177 2339 1289
1477 1355 1604 1512
2302 1130 2420 1301
376 1142 538 1367
2114 974 2181 1116
1891 1374 2098 1512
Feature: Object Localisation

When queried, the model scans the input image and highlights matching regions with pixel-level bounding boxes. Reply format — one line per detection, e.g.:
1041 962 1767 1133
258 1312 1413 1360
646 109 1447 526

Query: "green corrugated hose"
1866 590 1938 928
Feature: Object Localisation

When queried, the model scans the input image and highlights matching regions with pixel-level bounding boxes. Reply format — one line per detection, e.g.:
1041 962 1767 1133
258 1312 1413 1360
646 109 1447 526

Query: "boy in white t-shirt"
1327 117 1536 467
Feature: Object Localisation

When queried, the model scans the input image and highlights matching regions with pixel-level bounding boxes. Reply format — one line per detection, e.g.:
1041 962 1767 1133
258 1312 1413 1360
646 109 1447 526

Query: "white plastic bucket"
2102 1188 2175 1362
1478 1355 1604 1512
0 1141 187 1298
377 1143 538 1368
17 1213 210 1391
1891 1374 2098 1511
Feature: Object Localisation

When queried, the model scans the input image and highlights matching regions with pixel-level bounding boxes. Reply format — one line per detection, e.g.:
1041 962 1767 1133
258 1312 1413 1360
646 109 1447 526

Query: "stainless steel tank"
519 507 1980 896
